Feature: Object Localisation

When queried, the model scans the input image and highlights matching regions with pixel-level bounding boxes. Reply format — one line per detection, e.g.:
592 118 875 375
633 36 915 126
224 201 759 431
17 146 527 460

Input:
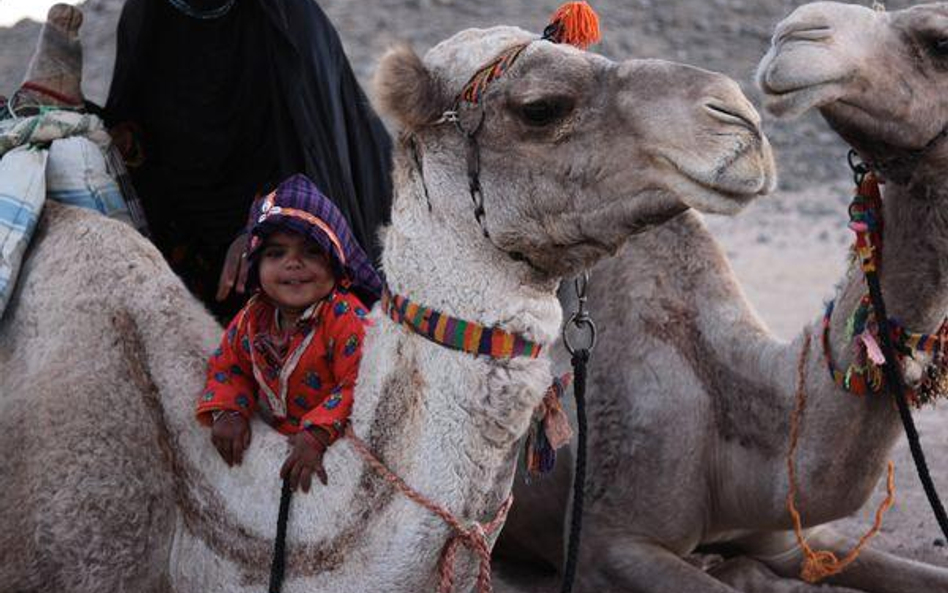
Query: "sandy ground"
2 0 947 590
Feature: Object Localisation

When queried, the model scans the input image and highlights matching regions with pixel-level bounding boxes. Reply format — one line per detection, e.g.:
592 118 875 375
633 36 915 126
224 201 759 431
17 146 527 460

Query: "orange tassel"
545 1 601 49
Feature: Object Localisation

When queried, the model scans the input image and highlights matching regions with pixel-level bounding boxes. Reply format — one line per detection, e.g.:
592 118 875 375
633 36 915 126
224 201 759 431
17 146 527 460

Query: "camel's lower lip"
760 77 839 98
702 184 758 203
665 156 768 202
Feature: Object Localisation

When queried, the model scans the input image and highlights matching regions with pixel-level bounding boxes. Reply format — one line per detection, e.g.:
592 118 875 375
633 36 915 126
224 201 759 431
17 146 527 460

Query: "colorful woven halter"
455 1 600 107
382 289 542 359
821 172 948 406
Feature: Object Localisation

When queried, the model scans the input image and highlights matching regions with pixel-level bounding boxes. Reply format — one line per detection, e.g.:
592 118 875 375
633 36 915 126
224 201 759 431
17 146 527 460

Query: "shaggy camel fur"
0 23 776 593
498 3 948 592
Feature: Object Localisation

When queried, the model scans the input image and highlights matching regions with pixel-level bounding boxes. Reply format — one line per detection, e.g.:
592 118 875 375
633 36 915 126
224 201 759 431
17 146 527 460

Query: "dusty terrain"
2 0 946 590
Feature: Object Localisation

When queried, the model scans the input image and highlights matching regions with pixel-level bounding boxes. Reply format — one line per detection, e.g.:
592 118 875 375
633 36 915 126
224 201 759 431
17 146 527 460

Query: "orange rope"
787 329 897 583
345 426 512 593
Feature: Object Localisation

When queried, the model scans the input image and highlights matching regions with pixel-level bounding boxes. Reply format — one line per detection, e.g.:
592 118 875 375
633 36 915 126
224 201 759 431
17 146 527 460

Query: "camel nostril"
775 24 833 45
703 101 759 133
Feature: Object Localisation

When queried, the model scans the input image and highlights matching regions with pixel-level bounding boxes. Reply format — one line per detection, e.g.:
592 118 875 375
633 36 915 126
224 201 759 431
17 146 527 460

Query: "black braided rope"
864 270 948 540
560 349 589 593
268 478 294 593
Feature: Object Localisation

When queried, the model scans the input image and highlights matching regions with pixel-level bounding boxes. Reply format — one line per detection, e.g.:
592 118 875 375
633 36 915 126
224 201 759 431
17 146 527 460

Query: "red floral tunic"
196 286 370 442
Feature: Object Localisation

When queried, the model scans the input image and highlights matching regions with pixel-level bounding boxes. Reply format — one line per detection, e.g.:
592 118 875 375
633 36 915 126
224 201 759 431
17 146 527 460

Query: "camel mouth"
756 37 851 119
671 166 769 215
657 143 776 215
759 79 846 119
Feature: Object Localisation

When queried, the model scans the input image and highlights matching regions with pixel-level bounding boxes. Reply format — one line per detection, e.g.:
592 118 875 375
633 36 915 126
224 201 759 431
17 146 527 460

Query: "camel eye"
935 38 948 56
518 98 574 127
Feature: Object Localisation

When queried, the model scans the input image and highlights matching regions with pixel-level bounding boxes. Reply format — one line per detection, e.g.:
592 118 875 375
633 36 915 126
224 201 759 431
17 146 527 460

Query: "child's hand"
280 429 330 492
211 412 251 466
215 232 250 302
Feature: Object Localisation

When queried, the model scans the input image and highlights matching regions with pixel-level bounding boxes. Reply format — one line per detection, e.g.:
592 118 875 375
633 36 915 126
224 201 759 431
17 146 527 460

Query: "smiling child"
196 174 381 492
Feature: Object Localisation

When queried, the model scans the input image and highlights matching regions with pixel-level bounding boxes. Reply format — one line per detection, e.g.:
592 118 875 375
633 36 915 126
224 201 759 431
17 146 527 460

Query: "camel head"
758 2 948 182
375 26 776 278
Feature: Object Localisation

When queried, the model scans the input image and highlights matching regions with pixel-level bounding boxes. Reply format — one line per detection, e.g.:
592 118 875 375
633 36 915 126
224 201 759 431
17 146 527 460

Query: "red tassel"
545 1 601 49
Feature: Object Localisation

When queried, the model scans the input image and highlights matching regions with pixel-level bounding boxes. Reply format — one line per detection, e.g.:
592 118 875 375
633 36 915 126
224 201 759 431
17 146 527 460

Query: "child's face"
258 231 335 313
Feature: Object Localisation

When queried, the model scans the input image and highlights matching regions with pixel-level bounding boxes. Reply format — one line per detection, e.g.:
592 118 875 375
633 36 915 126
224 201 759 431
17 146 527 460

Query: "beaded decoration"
822 173 948 407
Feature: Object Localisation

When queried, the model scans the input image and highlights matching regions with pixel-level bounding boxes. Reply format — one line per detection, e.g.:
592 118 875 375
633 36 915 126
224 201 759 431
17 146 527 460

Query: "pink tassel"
524 374 574 477
543 402 572 449
860 332 886 365
540 374 573 449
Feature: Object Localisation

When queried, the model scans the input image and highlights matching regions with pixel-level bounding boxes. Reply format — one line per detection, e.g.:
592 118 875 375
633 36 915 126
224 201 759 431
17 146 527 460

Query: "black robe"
105 0 392 319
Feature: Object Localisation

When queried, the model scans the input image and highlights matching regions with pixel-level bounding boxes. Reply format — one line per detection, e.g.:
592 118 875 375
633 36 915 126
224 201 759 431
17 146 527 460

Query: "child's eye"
263 248 285 258
305 246 326 258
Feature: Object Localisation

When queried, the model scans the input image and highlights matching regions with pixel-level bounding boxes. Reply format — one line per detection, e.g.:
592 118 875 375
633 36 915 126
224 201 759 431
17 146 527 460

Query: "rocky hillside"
0 0 915 189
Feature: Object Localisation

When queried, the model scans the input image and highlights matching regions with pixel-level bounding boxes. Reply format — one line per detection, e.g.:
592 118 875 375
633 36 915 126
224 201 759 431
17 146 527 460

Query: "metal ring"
574 273 589 301
848 149 870 185
563 313 597 356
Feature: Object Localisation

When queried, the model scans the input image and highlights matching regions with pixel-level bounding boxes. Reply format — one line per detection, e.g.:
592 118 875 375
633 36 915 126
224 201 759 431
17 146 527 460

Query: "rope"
268 478 293 593
845 164 948 541
864 269 948 540
18 81 83 107
344 426 513 593
560 349 588 593
786 330 896 583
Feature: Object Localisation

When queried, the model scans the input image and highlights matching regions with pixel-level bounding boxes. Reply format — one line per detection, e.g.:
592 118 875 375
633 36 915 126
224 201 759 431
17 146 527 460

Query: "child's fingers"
236 257 249 294
242 423 252 450
280 453 296 481
315 462 328 486
215 263 236 302
233 438 244 466
289 460 304 491
299 466 312 493
213 435 232 466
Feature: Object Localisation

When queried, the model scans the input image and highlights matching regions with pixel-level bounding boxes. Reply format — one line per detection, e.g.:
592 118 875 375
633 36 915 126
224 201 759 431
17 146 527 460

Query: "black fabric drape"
105 0 393 318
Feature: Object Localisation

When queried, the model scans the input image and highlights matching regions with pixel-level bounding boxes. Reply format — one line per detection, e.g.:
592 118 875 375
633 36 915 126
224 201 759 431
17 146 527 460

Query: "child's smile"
258 231 336 319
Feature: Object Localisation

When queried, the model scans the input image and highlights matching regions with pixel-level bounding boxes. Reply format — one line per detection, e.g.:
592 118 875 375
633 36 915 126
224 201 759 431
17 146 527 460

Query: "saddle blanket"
0 110 143 318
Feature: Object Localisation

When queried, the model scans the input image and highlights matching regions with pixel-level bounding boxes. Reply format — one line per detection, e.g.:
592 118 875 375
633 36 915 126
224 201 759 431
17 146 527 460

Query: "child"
196 174 382 492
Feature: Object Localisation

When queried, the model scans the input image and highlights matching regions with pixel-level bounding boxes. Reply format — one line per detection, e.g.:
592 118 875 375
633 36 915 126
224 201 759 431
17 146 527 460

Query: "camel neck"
765 176 948 528
380 176 563 347
874 179 948 333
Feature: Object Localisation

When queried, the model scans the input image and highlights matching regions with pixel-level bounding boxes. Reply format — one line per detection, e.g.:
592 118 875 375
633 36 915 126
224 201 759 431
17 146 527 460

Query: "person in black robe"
104 0 392 320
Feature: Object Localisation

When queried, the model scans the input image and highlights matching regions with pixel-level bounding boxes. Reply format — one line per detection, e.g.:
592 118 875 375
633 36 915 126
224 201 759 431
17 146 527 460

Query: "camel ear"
373 44 450 131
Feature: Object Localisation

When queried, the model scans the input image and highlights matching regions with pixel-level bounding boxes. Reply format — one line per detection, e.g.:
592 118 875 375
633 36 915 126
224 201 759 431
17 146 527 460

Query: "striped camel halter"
382 288 543 360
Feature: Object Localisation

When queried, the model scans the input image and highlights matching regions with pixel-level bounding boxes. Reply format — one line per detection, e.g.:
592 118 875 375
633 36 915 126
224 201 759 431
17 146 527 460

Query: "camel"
497 3 948 592
0 17 777 593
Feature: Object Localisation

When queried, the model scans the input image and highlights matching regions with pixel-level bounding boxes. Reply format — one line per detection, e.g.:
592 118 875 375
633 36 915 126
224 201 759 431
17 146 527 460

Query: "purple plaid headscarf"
247 174 382 299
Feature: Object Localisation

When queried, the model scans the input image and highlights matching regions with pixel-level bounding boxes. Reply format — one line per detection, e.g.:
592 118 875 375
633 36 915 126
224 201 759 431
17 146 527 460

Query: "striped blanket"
0 110 145 318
